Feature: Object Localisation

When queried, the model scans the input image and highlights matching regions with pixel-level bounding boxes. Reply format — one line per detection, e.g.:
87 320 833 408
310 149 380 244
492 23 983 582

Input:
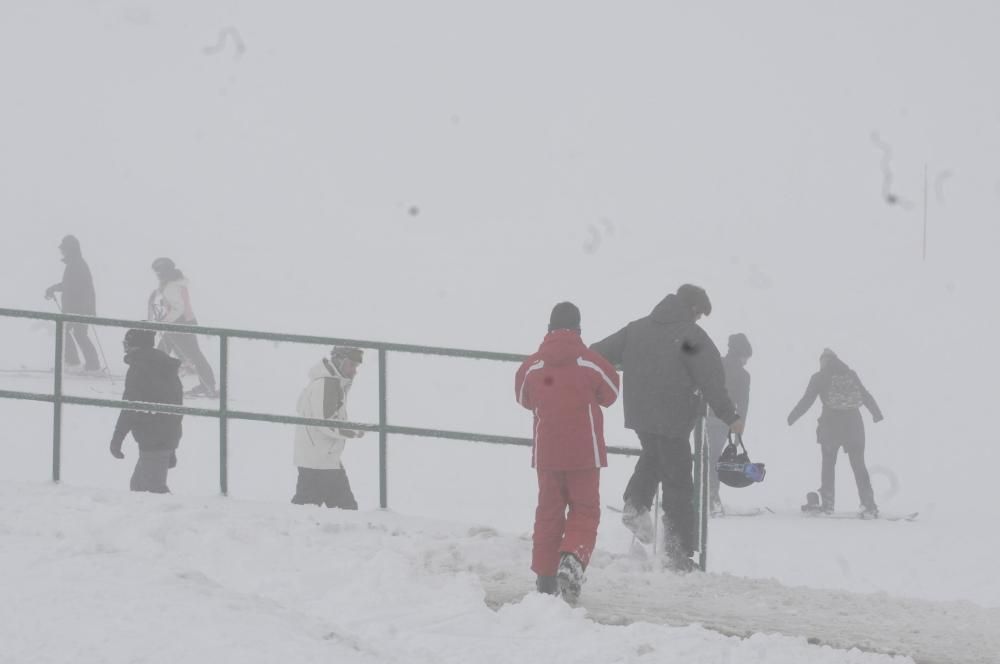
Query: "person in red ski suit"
514 302 620 602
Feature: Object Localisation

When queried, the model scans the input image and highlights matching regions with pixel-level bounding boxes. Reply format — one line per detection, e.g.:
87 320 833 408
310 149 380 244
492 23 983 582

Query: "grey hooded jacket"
591 294 739 438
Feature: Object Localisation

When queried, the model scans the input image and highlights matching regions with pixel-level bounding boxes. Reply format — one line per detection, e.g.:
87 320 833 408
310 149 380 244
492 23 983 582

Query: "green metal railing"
0 307 647 502
0 306 714 570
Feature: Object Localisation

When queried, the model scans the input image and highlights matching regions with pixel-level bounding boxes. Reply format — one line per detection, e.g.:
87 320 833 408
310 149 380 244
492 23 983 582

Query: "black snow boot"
535 575 558 595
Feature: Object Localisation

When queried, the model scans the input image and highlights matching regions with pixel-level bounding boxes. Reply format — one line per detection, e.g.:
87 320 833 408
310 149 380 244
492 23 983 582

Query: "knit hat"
124 328 156 350
676 284 712 316
548 301 581 332
728 333 753 358
331 346 364 363
820 348 837 362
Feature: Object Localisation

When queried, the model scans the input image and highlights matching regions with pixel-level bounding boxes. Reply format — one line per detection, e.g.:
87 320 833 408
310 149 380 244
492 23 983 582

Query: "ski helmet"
151 257 175 273
123 328 156 350
716 434 766 488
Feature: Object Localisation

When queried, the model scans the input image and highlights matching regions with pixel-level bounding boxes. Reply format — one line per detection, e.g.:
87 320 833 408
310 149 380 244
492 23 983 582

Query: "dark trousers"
532 468 600 576
623 432 695 557
64 323 100 370
291 467 358 509
819 442 876 511
159 331 216 390
130 448 172 493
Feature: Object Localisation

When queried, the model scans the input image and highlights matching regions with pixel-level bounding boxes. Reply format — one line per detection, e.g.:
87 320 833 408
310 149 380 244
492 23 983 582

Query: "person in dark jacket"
591 284 744 572
44 235 101 373
787 348 883 517
109 328 184 493
515 302 619 603
706 333 753 515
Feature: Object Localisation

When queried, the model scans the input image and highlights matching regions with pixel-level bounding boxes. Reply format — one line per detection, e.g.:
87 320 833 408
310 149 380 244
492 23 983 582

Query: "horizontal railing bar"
0 308 526 362
0 388 641 457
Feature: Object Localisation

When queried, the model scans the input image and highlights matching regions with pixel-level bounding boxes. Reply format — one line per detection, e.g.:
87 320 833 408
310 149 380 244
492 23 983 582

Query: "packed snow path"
483 566 999 664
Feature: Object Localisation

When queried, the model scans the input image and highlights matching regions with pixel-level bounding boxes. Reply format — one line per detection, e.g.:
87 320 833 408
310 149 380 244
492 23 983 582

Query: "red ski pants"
532 468 601 576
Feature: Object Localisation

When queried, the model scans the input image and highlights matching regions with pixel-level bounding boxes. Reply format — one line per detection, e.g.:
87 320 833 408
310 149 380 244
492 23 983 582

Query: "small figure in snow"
291 346 365 509
44 235 102 374
148 258 217 398
515 302 619 603
591 284 743 572
787 348 884 517
109 329 184 493
706 333 753 516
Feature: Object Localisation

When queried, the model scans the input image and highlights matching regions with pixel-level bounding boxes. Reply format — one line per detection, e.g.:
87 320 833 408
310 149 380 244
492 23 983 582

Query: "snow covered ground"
1 481 948 664
3 1 1000 662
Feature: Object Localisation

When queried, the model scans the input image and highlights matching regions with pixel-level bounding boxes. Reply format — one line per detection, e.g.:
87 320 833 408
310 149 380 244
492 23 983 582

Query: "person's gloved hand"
729 418 745 435
786 414 795 426
44 287 55 300
342 429 365 439
873 414 884 424
168 451 177 468
110 441 124 459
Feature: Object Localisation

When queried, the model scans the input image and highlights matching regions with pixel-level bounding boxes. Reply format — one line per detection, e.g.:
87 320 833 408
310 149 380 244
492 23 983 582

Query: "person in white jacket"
148 258 217 398
292 346 365 508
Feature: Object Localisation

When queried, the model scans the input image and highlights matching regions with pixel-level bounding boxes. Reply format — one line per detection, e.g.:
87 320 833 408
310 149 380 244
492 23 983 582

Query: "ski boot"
621 502 654 544
556 553 584 605
858 505 879 520
801 491 831 515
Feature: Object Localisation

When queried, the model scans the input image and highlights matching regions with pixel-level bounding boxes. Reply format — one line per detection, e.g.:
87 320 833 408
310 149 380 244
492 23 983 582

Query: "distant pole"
922 164 928 261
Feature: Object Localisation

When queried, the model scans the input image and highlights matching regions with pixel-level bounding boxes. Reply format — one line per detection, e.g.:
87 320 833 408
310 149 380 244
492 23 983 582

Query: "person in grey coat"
706 333 752 515
591 284 744 571
109 329 184 493
44 235 101 373
787 348 883 516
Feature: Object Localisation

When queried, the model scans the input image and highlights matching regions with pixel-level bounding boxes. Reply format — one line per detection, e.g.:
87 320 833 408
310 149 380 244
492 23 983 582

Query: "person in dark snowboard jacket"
590 284 743 572
787 348 883 516
515 302 619 602
44 235 101 373
706 333 753 515
109 329 184 493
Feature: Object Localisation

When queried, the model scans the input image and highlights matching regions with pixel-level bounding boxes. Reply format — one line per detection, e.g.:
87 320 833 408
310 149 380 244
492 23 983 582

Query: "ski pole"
50 296 116 385
652 485 660 555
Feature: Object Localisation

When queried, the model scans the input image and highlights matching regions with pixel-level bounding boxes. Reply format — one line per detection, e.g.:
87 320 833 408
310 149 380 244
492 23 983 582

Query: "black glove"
44 287 55 300
110 441 124 459
786 414 795 426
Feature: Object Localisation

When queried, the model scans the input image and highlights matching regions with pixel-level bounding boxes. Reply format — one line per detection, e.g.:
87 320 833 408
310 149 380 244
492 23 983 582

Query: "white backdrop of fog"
1 2 999 529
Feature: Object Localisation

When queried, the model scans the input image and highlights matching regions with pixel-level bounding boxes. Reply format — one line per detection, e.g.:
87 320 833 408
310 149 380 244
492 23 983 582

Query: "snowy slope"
0 481 926 664
1 1 1000 662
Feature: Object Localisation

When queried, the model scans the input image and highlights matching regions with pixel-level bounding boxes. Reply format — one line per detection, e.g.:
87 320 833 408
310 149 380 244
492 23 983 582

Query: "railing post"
219 334 229 496
378 348 387 509
52 320 64 483
694 408 709 571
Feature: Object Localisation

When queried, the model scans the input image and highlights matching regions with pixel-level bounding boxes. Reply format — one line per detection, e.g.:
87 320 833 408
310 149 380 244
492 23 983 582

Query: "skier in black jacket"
109 329 184 493
44 235 101 373
591 284 744 571
787 348 883 517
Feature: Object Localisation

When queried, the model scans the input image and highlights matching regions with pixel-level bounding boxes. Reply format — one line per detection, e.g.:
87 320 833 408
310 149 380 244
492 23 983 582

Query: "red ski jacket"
515 330 620 470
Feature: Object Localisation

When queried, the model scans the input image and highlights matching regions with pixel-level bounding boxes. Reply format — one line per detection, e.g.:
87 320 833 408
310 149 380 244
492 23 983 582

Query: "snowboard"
801 492 918 521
